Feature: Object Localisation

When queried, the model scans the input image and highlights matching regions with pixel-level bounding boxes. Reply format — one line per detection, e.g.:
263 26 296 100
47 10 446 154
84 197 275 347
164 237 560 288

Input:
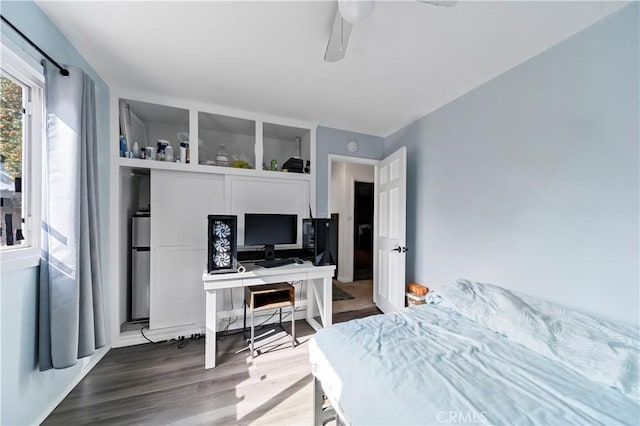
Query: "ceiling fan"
324 0 457 62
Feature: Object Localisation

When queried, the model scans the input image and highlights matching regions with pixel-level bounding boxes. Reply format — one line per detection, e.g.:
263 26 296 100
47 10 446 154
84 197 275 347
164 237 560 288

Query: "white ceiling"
37 1 626 137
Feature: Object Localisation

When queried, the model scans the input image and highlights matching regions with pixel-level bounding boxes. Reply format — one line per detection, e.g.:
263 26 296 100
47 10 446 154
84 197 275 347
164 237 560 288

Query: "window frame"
0 43 44 272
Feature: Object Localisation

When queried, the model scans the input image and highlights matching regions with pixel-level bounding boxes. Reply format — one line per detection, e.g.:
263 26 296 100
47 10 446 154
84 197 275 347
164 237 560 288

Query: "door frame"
327 154 379 286
330 212 339 279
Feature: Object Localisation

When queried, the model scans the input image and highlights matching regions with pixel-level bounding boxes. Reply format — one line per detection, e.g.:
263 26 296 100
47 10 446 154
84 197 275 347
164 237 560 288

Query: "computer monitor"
244 213 297 260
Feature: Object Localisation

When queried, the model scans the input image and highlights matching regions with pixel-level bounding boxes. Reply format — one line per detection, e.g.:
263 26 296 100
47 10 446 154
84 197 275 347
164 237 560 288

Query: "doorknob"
392 246 408 253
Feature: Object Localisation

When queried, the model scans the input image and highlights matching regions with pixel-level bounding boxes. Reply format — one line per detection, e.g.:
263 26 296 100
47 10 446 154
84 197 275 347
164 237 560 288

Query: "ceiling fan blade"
417 0 457 6
324 8 353 63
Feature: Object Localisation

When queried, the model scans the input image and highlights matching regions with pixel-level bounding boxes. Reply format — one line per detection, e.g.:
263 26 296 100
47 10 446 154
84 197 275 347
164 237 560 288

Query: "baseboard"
112 325 206 348
35 345 110 425
337 275 352 283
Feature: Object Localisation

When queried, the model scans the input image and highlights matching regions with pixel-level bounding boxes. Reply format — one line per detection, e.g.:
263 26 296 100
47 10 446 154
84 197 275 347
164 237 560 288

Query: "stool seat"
244 283 295 310
244 283 295 358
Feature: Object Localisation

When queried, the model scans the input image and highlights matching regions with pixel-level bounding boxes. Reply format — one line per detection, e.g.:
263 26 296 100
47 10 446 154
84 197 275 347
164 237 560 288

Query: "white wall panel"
229 176 309 248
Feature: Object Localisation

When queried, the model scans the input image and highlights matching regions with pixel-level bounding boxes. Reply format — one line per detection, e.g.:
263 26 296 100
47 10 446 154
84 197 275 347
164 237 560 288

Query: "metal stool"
243 283 296 358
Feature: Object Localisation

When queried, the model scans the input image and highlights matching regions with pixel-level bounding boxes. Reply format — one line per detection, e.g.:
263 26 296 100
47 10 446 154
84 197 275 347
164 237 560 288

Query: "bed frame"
309 281 640 426
313 376 345 426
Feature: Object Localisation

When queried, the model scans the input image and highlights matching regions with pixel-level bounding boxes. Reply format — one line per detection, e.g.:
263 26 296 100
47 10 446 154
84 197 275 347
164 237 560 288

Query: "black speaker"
303 218 337 266
207 215 238 274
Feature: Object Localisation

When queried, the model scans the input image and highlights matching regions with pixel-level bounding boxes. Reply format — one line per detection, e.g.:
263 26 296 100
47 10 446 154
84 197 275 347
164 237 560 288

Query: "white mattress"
309 303 640 425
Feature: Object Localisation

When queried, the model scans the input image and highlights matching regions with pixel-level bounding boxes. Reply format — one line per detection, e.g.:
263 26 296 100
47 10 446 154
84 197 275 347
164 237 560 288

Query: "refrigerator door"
131 248 150 320
132 216 150 248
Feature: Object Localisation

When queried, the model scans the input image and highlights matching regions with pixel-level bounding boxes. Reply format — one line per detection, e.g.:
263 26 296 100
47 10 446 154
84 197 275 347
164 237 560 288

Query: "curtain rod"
1 14 69 76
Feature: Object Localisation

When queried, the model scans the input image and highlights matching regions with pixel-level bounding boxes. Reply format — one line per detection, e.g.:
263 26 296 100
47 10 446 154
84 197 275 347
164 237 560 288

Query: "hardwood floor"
43 308 381 425
333 280 375 314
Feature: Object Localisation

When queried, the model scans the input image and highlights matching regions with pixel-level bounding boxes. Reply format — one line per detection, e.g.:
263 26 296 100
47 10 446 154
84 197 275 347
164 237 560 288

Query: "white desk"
202 261 335 369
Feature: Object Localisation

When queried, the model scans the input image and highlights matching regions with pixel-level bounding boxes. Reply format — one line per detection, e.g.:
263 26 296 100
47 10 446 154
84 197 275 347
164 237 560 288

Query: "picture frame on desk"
207 215 238 274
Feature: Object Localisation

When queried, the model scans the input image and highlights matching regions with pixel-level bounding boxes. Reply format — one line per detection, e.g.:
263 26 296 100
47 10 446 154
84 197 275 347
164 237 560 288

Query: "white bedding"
310 286 640 425
428 280 640 400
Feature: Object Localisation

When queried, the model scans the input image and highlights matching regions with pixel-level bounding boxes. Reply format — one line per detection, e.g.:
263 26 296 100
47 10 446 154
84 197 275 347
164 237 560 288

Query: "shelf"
198 111 256 168
245 283 295 311
117 157 311 181
263 122 310 172
119 98 189 160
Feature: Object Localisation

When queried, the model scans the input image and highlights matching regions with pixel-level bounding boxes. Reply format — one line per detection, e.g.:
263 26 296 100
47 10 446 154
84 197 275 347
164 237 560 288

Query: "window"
0 44 43 259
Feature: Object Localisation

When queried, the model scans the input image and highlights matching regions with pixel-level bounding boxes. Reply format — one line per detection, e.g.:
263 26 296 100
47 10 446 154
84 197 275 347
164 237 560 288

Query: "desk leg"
306 275 333 331
306 278 323 331
306 279 316 327
205 289 218 369
322 275 332 327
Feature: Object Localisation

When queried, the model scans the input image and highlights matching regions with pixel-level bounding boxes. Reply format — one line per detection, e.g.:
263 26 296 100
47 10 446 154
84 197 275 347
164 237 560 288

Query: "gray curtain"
39 64 106 370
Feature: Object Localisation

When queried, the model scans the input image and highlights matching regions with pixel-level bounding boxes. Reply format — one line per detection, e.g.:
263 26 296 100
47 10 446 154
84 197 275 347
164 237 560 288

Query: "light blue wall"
316 126 385 217
385 4 639 325
0 1 111 424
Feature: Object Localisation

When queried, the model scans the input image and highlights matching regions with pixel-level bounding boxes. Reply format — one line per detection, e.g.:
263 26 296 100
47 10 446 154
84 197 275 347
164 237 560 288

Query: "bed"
309 280 639 425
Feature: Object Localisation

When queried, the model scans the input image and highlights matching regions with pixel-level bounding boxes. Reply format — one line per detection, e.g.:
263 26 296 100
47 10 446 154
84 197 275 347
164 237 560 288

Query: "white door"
374 147 407 313
149 170 224 330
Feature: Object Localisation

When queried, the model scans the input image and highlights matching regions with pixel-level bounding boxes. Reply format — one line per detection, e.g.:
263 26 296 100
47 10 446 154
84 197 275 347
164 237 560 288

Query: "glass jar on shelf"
215 144 231 167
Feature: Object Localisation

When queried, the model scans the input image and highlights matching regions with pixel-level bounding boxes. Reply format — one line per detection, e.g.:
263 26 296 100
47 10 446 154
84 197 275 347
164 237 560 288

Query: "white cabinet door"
228 176 310 247
151 170 225 248
151 247 207 329
374 147 407 313
150 170 225 330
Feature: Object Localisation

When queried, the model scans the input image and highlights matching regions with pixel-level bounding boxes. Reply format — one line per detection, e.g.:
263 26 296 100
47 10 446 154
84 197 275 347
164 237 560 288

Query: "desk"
202 261 335 369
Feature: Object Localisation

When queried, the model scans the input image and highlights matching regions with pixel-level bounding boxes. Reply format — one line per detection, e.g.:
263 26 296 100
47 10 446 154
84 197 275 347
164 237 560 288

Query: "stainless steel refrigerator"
131 214 150 320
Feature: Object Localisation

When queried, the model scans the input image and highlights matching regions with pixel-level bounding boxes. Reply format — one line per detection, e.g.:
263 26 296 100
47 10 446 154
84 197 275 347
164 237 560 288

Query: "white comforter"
428 280 640 401
310 284 640 425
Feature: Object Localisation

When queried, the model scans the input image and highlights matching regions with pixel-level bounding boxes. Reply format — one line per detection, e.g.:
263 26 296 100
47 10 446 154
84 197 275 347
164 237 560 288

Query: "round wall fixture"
347 140 359 152
338 0 375 24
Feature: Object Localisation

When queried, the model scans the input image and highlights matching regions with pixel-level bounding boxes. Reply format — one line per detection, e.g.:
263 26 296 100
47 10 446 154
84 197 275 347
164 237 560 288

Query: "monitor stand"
264 244 275 260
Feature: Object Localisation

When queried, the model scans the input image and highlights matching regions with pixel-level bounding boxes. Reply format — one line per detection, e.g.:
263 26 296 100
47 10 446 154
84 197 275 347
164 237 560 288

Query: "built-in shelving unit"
116 96 313 177
110 93 317 348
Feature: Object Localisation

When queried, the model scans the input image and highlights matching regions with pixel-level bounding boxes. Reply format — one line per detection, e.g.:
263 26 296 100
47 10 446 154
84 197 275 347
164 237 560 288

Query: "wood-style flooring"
333 279 375 314
43 307 381 425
